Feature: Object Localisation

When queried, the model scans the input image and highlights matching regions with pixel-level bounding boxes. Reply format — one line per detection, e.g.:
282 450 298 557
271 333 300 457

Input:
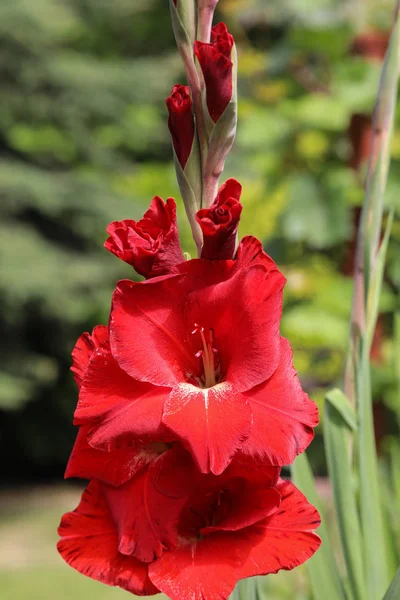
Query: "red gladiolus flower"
58 451 321 600
197 178 243 259
195 22 234 122
104 197 184 278
74 236 317 474
166 85 195 169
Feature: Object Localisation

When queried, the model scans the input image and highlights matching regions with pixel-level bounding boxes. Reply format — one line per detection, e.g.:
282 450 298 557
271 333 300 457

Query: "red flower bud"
104 197 184 278
196 178 242 260
166 84 195 169
194 22 234 122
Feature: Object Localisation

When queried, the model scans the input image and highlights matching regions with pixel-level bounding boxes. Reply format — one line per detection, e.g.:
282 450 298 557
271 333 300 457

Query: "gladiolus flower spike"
58 2 321 599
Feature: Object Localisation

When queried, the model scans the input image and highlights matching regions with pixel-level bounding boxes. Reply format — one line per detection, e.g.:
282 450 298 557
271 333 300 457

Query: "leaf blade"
291 453 344 600
324 392 366 600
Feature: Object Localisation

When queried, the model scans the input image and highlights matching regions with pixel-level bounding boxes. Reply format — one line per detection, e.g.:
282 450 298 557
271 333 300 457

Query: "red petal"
71 325 108 388
75 346 168 450
163 382 252 474
184 255 285 392
242 338 318 465
149 534 245 600
110 276 199 387
110 238 284 393
201 487 281 535
235 235 279 272
65 426 161 487
238 479 321 579
102 448 192 563
57 481 158 596
104 197 184 278
222 455 280 488
196 178 243 260
150 443 202 498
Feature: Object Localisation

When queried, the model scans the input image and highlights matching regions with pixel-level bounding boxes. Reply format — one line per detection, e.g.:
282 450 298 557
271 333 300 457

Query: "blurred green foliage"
0 0 399 478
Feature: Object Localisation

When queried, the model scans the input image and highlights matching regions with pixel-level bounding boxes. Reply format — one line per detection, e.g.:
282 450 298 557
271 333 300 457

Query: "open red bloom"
197 178 242 260
166 84 195 169
104 197 184 278
58 451 320 600
75 236 317 475
194 23 234 122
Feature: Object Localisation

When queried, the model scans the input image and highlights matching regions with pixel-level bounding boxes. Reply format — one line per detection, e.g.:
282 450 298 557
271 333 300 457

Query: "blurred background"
0 0 399 598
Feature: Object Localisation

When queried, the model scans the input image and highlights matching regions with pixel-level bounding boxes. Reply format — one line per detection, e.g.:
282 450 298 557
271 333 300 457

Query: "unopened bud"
194 23 234 123
196 178 242 259
166 85 195 169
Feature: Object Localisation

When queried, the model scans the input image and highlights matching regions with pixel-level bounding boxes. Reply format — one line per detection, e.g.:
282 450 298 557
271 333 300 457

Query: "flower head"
74 236 317 475
104 197 184 278
197 178 242 259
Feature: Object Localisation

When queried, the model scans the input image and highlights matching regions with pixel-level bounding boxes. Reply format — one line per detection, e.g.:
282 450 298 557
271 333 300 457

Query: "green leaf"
356 340 389 599
325 388 357 431
291 453 344 600
383 568 400 600
324 392 366 600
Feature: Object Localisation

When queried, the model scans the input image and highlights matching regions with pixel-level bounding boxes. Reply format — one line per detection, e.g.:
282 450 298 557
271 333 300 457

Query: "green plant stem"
341 3 400 597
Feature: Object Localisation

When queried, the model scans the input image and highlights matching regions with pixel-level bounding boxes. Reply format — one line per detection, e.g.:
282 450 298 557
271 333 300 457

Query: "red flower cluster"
58 186 320 598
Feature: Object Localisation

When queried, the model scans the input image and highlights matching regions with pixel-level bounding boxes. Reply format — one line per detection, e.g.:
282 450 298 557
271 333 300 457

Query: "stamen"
192 323 217 388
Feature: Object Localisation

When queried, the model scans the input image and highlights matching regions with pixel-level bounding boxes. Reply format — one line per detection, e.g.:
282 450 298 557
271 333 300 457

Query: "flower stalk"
198 0 219 43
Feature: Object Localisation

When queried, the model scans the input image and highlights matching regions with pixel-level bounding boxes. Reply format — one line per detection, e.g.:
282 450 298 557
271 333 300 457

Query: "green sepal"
169 0 196 49
172 140 203 253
